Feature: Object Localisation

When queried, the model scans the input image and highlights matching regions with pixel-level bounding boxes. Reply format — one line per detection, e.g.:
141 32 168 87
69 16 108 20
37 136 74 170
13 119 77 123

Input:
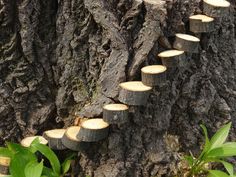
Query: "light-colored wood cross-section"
62 126 82 151
203 0 230 17
189 14 214 22
141 65 167 74
204 0 230 7
176 34 200 42
173 34 200 53
0 157 10 167
190 14 214 33
77 119 109 142
158 50 186 68
158 50 184 58
141 65 166 87
119 81 152 92
103 104 128 111
21 136 48 147
81 118 109 130
118 81 152 106
43 129 67 150
103 104 129 124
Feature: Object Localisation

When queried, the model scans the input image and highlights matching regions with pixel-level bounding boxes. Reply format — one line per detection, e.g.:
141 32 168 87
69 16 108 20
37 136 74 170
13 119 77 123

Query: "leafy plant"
0 138 75 177
185 122 236 177
208 161 236 177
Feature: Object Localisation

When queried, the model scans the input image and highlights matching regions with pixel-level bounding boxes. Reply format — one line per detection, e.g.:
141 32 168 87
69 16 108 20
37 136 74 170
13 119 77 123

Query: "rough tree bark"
0 0 236 176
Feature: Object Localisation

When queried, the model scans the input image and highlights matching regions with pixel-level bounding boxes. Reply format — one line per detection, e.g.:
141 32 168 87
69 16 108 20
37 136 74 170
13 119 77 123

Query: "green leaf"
209 122 231 150
6 142 28 154
0 147 12 158
207 142 236 158
62 159 72 175
208 170 230 177
42 166 57 177
222 142 236 148
28 138 41 153
184 155 195 167
30 141 61 175
9 146 37 177
62 153 76 175
201 124 211 153
25 160 43 177
10 153 27 177
220 161 234 177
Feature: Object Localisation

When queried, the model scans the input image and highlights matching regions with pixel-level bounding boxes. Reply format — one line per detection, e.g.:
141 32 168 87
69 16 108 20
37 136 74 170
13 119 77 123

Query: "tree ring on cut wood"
189 14 214 33
0 157 10 175
141 65 167 87
173 34 200 53
43 129 67 150
203 0 230 18
158 50 186 68
118 81 152 106
103 104 129 124
21 136 48 147
77 119 109 142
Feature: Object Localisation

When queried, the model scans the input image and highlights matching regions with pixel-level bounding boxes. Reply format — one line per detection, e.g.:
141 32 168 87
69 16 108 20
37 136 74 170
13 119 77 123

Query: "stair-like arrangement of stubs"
0 0 228 162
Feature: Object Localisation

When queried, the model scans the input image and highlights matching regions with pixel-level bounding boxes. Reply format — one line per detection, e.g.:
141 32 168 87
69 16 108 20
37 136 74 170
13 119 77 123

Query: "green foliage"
30 140 61 176
61 154 76 175
0 138 75 177
185 122 236 177
207 160 236 177
24 160 43 177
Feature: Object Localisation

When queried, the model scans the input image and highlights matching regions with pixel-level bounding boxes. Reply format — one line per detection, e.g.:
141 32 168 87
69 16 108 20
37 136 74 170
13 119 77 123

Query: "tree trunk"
0 0 235 176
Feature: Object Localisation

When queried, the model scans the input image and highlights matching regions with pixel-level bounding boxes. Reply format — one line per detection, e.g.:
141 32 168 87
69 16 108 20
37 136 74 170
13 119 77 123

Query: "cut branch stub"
141 65 167 87
203 0 230 18
62 126 83 151
118 81 152 106
103 104 129 124
173 34 200 53
20 136 48 147
43 129 67 150
189 14 214 33
158 50 186 68
77 119 109 142
0 156 10 175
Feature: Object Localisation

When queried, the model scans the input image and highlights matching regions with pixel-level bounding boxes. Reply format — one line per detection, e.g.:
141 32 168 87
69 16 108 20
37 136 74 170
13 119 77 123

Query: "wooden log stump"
61 126 83 151
203 0 230 18
141 65 166 87
103 104 129 124
0 156 10 175
189 14 214 33
118 81 152 106
43 129 67 150
74 117 89 126
158 50 186 68
21 136 48 147
173 34 200 53
77 119 109 142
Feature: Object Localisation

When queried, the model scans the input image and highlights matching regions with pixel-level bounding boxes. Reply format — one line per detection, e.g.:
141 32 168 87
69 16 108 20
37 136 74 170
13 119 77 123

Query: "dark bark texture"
0 0 236 176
